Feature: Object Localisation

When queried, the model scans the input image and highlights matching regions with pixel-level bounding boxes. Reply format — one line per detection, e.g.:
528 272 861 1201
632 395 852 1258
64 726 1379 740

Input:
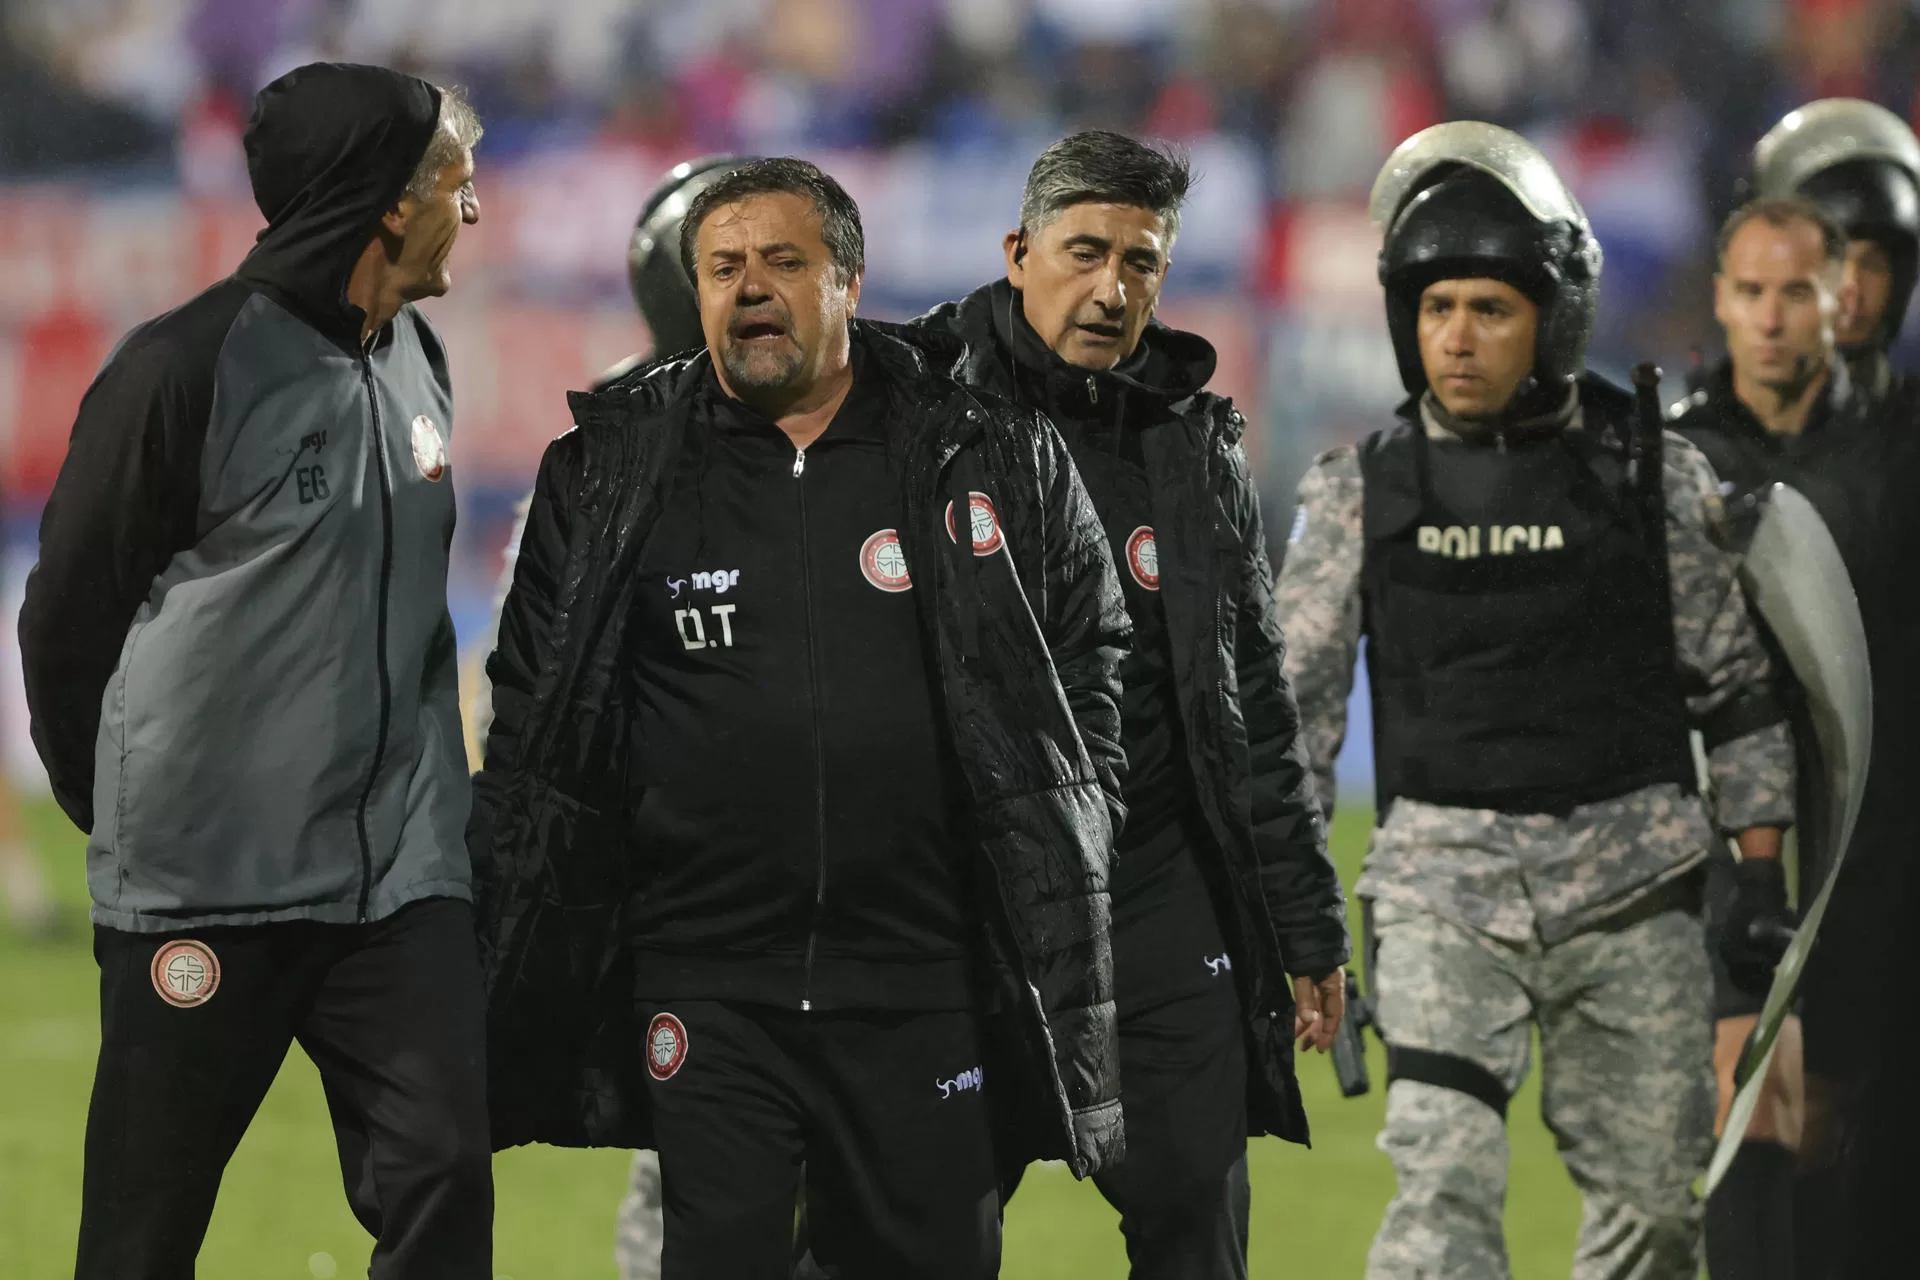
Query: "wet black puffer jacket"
910 281 1349 1144
470 321 1131 1176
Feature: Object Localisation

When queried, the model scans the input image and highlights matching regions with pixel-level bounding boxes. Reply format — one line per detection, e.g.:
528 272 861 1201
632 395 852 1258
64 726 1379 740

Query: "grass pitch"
0 804 1582 1277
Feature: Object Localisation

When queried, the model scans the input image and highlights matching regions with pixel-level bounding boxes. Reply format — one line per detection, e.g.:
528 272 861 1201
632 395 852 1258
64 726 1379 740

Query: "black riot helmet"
1370 122 1602 404
1753 99 1920 350
627 154 755 357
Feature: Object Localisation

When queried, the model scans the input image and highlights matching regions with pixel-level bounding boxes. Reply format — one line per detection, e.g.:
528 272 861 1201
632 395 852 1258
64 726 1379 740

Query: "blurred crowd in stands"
6 0 1920 216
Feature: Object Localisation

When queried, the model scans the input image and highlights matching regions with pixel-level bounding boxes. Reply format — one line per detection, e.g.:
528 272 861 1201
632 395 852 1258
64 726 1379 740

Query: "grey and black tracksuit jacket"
20 65 471 932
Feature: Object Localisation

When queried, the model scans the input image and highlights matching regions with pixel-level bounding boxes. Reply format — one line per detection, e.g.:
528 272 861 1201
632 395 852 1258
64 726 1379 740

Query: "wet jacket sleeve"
1273 447 1365 821
467 433 577 891
1036 413 1131 835
1224 439 1348 979
1664 434 1795 832
19 328 210 833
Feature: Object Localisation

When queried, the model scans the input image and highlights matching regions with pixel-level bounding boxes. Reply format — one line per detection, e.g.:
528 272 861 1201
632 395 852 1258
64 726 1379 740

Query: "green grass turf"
0 802 1582 1277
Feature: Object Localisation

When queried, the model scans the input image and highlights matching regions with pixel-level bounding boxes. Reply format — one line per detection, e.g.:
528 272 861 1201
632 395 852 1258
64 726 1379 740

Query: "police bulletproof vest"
1359 421 1694 814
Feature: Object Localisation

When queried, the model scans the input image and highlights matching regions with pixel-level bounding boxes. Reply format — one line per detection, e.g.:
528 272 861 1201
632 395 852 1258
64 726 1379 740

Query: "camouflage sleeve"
1274 446 1365 818
1707 721 1795 832
1663 432 1796 831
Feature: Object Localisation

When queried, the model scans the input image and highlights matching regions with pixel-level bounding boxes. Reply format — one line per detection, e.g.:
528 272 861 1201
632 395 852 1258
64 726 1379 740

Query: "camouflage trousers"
615 1150 663 1280
1366 898 1715 1280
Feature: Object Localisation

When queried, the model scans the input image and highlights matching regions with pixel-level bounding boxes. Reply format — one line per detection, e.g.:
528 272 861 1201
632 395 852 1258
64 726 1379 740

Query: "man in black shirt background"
1674 194 1920 1280
471 158 1131 1280
911 131 1350 1280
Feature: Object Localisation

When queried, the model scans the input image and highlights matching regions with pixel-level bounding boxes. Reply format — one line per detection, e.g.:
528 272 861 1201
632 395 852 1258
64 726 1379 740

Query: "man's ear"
1003 229 1026 288
380 200 411 238
1712 273 1732 331
847 269 863 315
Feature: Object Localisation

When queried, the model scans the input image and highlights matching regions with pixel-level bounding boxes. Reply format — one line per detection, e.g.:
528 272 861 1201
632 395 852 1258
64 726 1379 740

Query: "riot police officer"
1276 123 1795 1279
1751 98 1920 411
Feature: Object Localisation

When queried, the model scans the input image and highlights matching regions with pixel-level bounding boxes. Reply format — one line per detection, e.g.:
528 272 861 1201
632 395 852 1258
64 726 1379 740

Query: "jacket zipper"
352 353 396 924
795 445 828 1009
1087 375 1098 405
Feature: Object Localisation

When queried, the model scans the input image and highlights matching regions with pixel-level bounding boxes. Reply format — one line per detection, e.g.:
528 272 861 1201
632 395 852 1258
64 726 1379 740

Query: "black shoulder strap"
1626 375 1695 785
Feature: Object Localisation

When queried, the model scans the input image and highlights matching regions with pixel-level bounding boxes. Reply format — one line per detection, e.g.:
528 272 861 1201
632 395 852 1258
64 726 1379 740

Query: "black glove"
1720 857 1795 997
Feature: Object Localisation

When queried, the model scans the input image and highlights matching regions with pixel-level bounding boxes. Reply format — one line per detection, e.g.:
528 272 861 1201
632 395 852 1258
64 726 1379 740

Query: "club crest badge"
944 492 1004 556
647 1012 689 1081
150 940 220 1008
410 414 447 482
1126 526 1159 591
859 529 913 592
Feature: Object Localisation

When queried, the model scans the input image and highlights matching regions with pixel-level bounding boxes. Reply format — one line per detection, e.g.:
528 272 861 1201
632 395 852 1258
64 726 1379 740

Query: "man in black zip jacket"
20 64 491 1277
470 158 1130 1280
907 131 1349 1280
1671 196 1920 1280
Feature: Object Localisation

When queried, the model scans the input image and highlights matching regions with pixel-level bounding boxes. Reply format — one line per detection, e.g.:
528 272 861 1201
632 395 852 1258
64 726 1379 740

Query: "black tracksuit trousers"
1000 979 1250 1280
639 1000 1000 1280
75 897 492 1280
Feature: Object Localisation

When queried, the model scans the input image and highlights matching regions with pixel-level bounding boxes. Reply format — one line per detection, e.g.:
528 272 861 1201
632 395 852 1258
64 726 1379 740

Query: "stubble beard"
722 340 806 393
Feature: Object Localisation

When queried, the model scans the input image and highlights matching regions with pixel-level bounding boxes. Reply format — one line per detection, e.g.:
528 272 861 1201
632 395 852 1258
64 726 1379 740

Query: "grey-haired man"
23 62 491 1277
905 130 1351 1280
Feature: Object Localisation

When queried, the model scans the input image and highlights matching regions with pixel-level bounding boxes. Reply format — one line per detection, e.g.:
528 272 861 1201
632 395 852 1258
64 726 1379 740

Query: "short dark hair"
1020 130 1193 243
679 157 865 286
1716 195 1846 271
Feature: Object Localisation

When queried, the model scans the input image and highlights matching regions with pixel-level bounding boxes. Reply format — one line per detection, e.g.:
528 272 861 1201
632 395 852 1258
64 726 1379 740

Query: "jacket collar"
1700 354 1857 449
936 279 1219 423
568 320 988 475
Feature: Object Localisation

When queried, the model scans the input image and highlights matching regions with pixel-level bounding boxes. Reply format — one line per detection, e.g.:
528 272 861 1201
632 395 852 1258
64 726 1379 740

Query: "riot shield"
1705 482 1873 1193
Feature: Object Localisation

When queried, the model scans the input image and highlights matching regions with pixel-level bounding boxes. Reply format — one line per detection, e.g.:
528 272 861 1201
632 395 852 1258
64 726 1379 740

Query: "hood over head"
236 62 443 344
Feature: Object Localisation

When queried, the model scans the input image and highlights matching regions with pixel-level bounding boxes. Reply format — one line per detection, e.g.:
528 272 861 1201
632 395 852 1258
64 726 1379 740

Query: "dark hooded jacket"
19 63 472 930
907 280 1348 1145
470 321 1131 1177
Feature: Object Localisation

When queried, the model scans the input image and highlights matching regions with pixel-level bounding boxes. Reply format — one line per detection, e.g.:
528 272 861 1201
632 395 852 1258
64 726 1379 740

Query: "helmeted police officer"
1276 122 1795 1280
1752 98 1920 411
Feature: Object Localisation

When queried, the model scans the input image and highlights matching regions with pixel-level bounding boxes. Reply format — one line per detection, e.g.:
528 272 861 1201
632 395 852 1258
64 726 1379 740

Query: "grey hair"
404 85 483 201
1019 130 1193 244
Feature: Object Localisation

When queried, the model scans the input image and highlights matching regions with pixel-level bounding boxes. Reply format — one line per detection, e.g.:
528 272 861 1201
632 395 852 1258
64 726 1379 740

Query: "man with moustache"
470 158 1130 1279
1277 123 1793 1280
21 63 491 1277
906 130 1349 1280
1750 99 1920 412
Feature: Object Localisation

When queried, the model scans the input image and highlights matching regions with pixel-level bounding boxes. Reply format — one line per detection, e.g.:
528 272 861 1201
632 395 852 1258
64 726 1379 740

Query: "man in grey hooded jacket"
21 62 492 1278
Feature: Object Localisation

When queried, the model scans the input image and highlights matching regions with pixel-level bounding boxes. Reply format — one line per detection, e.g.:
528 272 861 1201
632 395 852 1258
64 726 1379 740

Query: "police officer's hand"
1294 968 1346 1053
1722 856 1795 996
